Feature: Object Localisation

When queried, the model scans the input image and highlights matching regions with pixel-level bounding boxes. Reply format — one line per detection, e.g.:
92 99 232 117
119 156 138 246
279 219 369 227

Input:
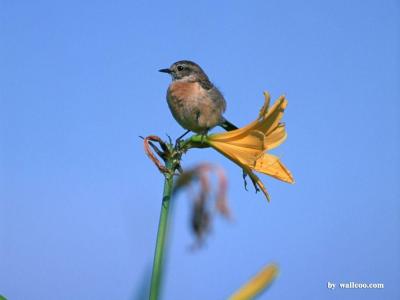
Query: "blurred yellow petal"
229 264 279 300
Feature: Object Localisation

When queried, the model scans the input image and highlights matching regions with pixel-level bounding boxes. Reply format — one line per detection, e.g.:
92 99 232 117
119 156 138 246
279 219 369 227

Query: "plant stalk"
149 160 174 300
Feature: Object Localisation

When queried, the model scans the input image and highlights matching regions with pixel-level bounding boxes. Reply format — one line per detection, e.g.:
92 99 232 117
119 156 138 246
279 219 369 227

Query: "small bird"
159 60 237 140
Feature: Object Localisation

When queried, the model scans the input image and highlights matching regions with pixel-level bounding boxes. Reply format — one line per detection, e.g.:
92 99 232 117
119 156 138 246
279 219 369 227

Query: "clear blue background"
1 1 399 299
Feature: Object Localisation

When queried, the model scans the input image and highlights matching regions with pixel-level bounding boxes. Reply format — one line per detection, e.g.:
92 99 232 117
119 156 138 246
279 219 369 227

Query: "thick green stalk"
149 160 174 300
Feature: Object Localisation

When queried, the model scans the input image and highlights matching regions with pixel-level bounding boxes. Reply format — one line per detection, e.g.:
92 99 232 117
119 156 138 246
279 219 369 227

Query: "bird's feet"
200 128 210 144
174 130 191 150
200 134 207 144
174 138 183 150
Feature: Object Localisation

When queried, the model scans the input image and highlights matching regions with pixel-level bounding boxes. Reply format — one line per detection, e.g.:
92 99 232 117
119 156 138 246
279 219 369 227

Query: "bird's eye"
177 65 184 71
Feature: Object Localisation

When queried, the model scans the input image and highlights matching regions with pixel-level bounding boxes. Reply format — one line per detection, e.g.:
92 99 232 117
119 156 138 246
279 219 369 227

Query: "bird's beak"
158 68 172 74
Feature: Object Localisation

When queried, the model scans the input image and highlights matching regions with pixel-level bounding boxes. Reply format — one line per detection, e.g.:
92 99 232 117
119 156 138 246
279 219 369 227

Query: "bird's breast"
168 81 204 101
166 81 222 133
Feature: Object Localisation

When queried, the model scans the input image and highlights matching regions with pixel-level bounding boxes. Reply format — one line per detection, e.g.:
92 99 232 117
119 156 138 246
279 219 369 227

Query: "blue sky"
1 1 399 299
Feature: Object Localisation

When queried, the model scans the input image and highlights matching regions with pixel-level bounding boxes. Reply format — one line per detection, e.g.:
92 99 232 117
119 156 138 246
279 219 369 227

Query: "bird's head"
159 60 209 82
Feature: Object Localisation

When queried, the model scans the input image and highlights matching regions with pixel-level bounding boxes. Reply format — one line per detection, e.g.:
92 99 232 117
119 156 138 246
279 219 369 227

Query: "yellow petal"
254 96 287 135
211 142 261 167
209 130 266 167
229 264 278 300
210 95 287 143
210 130 265 150
207 142 271 201
209 93 273 141
254 153 294 183
243 166 271 201
200 92 294 202
258 91 271 117
264 123 287 150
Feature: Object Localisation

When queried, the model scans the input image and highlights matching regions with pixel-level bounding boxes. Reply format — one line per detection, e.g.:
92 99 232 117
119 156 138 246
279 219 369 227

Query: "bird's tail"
219 118 238 131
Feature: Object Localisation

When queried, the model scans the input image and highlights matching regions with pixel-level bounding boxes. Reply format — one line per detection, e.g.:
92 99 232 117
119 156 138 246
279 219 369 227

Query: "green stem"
180 134 210 150
149 160 174 300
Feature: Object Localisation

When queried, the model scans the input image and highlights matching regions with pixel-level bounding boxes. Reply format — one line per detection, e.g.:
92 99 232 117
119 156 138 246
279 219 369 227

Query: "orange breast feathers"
168 81 204 102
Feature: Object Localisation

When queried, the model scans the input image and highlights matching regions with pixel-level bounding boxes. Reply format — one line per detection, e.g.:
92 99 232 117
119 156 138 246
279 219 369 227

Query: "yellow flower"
205 92 294 201
229 264 279 300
